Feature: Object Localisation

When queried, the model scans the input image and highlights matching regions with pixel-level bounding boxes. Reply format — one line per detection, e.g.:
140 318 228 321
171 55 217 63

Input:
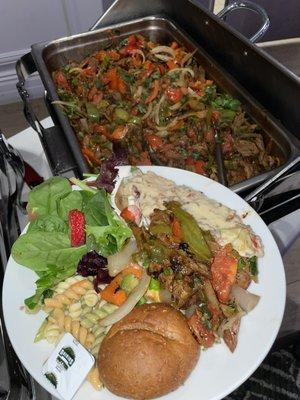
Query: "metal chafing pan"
16 8 300 193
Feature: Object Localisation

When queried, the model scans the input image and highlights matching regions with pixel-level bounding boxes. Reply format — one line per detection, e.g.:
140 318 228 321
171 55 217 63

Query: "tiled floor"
0 97 299 338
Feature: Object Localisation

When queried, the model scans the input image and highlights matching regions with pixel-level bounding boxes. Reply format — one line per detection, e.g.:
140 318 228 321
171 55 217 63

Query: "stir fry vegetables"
126 203 260 352
53 34 282 186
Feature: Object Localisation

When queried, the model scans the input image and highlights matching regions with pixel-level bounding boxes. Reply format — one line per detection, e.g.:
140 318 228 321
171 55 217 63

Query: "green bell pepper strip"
166 201 211 261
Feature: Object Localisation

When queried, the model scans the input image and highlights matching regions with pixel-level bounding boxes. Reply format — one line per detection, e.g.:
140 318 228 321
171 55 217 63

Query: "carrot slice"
100 265 142 306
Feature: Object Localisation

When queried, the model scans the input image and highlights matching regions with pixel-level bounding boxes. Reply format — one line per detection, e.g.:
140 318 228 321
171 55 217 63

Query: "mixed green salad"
12 176 131 310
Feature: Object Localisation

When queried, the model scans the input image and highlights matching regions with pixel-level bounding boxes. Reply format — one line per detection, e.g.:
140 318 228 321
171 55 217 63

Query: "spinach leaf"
27 215 68 234
84 189 109 226
11 232 87 272
27 177 71 218
58 191 83 220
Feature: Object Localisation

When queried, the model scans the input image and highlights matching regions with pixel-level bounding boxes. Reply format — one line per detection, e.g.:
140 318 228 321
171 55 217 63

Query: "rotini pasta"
68 302 82 320
83 289 99 307
44 279 93 309
54 275 85 294
52 308 95 349
44 321 61 344
87 366 102 390
33 273 121 393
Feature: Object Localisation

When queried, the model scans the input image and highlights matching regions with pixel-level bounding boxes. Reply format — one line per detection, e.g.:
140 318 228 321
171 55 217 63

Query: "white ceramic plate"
2 166 286 400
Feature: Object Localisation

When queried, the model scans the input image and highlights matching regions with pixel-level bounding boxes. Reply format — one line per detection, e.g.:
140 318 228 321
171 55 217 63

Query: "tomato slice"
120 206 142 224
211 245 238 303
188 309 215 347
128 34 137 47
54 71 70 90
166 87 183 103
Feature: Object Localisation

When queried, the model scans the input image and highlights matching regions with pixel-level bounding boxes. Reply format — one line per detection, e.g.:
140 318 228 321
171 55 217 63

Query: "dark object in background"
225 0 300 41
224 342 300 400
0 134 52 400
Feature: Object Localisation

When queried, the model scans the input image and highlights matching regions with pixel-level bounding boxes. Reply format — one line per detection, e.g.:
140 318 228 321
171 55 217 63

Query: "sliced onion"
153 54 173 62
219 311 244 334
181 49 197 67
99 269 150 326
151 46 175 57
156 116 178 131
177 110 206 120
155 130 170 138
141 102 153 120
169 101 182 111
131 49 146 63
107 239 138 277
187 87 201 99
231 284 260 313
134 85 143 100
154 94 166 125
167 67 195 78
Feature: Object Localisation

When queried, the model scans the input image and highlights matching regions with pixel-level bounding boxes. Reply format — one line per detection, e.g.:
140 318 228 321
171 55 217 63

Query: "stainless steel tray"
30 15 299 192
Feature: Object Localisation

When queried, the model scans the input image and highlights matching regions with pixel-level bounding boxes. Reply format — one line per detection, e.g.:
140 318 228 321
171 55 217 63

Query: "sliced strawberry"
69 209 86 247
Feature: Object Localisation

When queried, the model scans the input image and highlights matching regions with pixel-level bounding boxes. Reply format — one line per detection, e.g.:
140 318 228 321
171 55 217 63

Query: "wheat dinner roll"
98 303 199 399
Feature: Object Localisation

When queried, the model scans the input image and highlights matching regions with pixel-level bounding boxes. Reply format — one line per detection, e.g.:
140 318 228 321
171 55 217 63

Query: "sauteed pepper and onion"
53 34 282 185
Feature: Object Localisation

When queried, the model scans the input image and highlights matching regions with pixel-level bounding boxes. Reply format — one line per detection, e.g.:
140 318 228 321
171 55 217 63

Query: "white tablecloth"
8 117 300 255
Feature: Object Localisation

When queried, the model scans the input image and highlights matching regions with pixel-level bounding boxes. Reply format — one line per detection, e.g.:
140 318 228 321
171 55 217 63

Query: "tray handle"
16 53 79 178
217 0 270 43
245 156 300 224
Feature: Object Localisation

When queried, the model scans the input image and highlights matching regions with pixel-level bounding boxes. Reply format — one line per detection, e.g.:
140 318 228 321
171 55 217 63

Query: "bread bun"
98 303 199 399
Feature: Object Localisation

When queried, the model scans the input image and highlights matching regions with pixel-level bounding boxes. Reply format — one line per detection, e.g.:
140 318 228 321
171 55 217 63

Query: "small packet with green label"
42 333 94 400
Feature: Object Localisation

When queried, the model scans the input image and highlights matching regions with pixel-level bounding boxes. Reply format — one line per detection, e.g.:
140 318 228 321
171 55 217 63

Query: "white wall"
0 0 103 105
